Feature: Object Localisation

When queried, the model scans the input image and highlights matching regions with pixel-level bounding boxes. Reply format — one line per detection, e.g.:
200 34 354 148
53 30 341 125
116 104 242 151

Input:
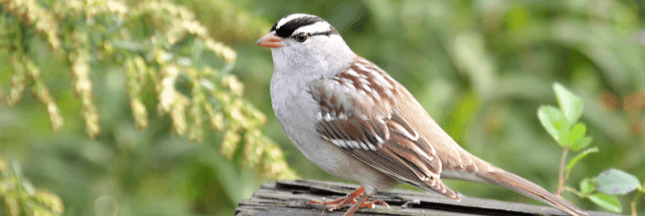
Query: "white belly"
270 78 394 189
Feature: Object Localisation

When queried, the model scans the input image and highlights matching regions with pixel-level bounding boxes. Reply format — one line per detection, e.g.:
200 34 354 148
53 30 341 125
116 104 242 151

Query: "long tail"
480 170 588 216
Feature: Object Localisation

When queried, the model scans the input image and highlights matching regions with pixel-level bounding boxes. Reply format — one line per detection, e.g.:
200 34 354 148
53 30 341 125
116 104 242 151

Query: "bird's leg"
306 186 365 212
306 186 389 214
342 193 390 216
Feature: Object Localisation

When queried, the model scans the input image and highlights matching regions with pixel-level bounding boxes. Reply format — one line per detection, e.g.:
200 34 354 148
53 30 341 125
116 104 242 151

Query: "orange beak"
256 32 284 48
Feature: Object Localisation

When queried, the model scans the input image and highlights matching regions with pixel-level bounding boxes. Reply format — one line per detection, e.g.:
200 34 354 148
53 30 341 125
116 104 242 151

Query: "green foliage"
538 84 596 176
540 84 644 214
0 0 296 179
580 178 595 194
566 147 599 174
0 157 65 216
596 169 641 195
571 177 619 212
588 193 622 213
538 105 570 146
593 167 645 215
1 0 295 215
554 83 583 126
568 168 645 215
538 83 592 151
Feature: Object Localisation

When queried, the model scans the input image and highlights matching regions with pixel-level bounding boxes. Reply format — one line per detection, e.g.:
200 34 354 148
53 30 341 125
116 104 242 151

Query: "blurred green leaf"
589 193 622 213
94 195 119 216
596 168 641 195
362 0 395 33
446 92 480 142
537 105 569 146
174 71 194 97
450 32 496 99
580 178 596 194
110 40 145 52
191 40 204 68
553 83 583 126
567 147 598 173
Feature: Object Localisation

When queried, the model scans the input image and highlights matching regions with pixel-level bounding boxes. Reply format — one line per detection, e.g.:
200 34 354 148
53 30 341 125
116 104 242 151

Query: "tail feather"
481 171 588 216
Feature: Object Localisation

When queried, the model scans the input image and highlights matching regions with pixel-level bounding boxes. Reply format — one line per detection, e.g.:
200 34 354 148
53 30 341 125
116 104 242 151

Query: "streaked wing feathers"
308 58 459 200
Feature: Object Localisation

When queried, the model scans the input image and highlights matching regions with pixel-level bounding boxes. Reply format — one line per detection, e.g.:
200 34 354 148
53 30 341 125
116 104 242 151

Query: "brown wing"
308 58 460 200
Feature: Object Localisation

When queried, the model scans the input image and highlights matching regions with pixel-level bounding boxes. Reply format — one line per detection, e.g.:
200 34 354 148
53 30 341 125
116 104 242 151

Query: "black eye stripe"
289 31 333 40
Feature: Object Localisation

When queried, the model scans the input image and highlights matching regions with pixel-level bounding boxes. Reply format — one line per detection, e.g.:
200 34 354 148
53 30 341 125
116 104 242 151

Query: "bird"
256 13 588 216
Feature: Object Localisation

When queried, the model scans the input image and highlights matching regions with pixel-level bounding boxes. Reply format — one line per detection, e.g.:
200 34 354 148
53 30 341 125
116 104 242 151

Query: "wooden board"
236 179 621 216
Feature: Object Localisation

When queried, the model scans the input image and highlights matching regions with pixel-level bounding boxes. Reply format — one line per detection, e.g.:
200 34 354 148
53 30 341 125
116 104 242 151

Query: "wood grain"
236 180 621 216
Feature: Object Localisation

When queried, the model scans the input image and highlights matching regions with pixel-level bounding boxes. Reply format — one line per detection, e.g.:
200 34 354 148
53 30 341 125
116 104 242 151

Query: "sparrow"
256 13 588 216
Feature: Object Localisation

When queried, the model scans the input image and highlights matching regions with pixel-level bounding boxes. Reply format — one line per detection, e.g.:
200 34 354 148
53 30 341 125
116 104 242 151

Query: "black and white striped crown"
270 14 338 38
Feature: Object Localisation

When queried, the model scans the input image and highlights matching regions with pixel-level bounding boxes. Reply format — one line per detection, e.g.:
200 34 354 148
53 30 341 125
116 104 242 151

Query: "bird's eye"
295 33 308 42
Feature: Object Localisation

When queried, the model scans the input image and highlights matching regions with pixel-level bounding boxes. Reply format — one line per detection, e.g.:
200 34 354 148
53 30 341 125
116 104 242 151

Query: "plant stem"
563 186 585 198
632 189 644 216
556 145 569 196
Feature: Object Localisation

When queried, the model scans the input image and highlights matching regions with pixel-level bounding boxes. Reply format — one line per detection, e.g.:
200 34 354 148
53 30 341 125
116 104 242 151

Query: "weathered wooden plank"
236 180 622 216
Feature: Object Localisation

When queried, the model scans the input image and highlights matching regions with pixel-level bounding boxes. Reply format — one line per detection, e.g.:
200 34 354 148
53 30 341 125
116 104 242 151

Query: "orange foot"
306 186 389 215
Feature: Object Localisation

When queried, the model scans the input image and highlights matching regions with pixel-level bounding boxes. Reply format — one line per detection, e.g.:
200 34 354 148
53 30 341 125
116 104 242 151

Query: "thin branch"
563 186 585 198
556 145 569 196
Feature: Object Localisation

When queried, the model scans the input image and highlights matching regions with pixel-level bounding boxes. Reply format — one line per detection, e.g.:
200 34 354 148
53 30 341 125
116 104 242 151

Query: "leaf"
191 40 205 68
174 71 194 97
580 178 595 194
537 105 570 146
553 83 583 126
571 136 592 151
450 32 495 99
567 123 586 151
596 168 641 195
567 147 599 172
588 193 622 212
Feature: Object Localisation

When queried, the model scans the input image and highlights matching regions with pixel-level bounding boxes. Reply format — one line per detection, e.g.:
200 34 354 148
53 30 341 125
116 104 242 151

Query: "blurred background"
1 0 644 215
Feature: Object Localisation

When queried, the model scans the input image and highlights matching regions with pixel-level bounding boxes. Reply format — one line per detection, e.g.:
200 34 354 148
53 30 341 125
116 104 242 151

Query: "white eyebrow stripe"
293 21 331 35
276 14 311 29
